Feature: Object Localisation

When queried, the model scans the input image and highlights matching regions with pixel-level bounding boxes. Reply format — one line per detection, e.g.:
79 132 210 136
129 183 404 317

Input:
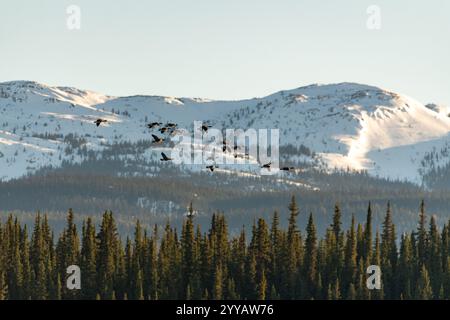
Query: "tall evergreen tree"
417 200 428 267
181 203 196 299
428 216 442 298
416 265 433 300
304 213 318 299
343 215 357 298
283 196 302 298
398 234 413 299
363 202 373 263
381 202 397 299
81 218 97 299
97 211 119 299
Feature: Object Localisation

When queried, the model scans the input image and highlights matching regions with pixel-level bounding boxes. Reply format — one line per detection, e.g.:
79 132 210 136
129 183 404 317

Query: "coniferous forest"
0 196 449 300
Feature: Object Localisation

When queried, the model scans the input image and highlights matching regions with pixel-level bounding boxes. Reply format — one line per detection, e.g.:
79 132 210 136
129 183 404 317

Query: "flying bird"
206 165 218 172
152 134 164 144
159 127 169 134
261 162 272 169
94 119 107 127
147 122 162 129
280 166 295 171
166 123 177 128
160 152 173 161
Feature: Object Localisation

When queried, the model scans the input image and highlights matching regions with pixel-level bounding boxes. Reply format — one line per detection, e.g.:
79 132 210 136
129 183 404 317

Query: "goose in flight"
280 166 295 171
147 122 162 129
160 152 173 161
152 134 164 144
94 119 107 127
206 165 218 172
261 162 272 169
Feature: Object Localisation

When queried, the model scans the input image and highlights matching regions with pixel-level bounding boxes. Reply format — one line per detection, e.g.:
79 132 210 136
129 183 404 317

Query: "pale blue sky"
1 0 449 105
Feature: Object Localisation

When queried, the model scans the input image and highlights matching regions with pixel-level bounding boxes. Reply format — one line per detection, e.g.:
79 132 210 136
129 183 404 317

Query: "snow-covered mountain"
1 80 449 184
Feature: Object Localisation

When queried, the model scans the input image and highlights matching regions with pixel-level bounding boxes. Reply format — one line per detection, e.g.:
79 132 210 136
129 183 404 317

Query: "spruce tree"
441 223 450 298
284 196 301 298
58 209 80 299
20 225 31 299
97 211 118 300
181 205 196 298
363 202 373 263
428 216 442 298
417 200 428 266
304 213 318 298
213 263 223 300
398 234 413 299
81 218 97 299
343 215 357 298
416 265 433 300
381 202 397 299
31 213 47 300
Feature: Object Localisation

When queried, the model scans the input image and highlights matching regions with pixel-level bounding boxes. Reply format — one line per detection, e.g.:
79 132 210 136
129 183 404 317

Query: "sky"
1 0 449 105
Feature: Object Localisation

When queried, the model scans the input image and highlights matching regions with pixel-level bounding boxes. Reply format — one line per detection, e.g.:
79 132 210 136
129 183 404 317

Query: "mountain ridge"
1 80 449 184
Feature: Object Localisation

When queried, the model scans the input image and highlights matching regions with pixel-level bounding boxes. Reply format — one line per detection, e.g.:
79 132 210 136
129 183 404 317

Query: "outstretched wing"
152 134 159 141
161 152 169 160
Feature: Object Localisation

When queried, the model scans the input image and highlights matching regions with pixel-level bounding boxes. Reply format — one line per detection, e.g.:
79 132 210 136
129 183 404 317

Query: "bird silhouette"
160 152 173 161
152 134 164 144
94 119 107 127
147 122 162 129
261 162 272 169
206 165 218 172
280 166 295 171
166 123 177 128
159 127 169 134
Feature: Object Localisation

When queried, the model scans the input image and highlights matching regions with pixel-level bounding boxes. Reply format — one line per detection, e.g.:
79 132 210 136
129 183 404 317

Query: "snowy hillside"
1 80 449 184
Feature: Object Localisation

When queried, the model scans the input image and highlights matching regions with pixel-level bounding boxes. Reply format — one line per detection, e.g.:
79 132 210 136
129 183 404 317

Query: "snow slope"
1 80 449 184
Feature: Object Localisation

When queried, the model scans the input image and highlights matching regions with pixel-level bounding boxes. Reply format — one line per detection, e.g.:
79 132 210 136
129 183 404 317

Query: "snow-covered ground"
1 80 449 184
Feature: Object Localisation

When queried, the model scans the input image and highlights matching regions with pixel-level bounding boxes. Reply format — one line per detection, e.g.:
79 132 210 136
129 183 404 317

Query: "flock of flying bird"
93 118 296 173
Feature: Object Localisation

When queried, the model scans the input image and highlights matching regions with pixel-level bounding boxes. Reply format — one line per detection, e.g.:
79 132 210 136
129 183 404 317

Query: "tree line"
0 197 449 300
